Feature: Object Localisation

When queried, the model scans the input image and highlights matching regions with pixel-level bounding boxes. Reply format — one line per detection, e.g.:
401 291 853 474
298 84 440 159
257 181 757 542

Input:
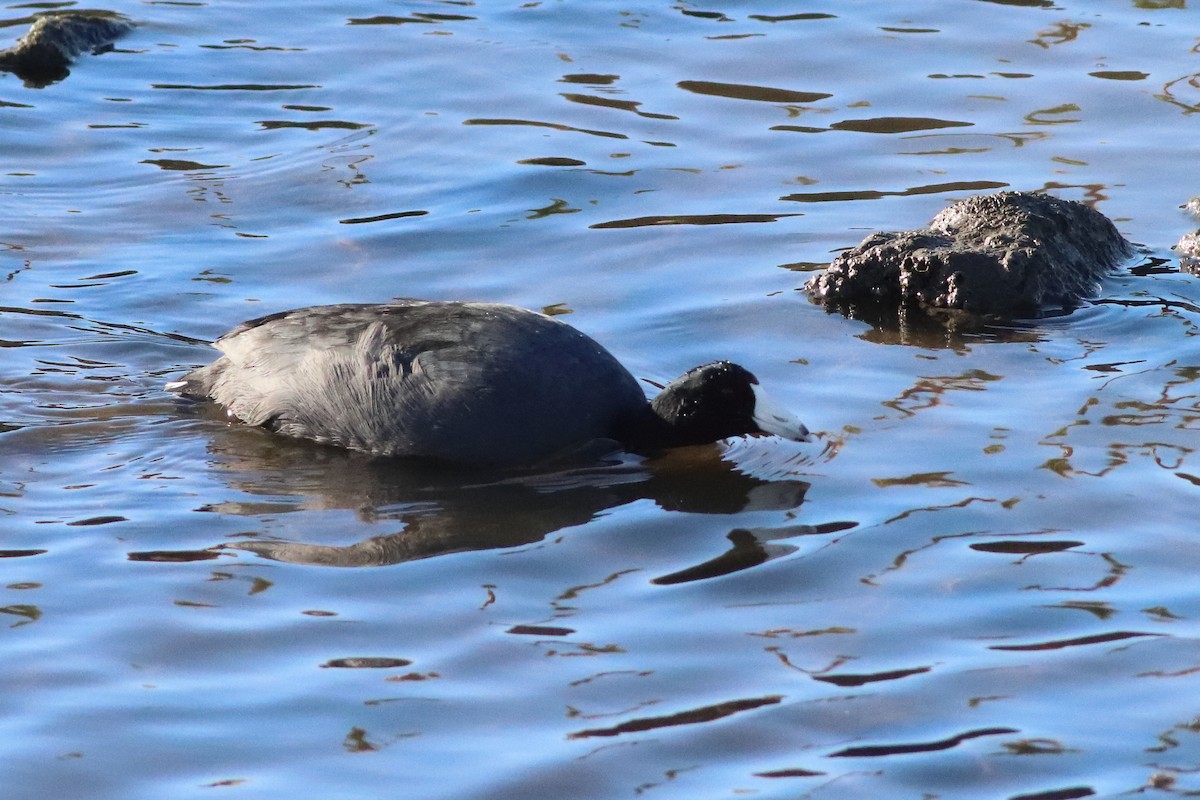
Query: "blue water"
5 1 1200 798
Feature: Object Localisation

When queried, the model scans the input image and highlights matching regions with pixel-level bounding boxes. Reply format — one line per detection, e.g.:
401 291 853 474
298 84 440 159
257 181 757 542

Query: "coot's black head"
648 361 811 448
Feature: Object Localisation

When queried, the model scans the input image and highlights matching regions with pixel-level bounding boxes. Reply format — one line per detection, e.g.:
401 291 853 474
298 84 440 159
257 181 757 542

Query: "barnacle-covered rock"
806 191 1133 318
0 11 133 87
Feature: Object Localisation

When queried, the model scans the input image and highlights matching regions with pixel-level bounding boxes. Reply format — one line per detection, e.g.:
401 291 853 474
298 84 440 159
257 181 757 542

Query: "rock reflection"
989 631 1161 652
559 73 618 85
969 540 1083 556
560 92 677 120
779 179 1007 201
0 604 40 627
0 549 47 558
568 694 781 739
828 726 1018 758
321 657 411 668
838 302 1045 349
652 521 856 585
1028 19 1091 48
1147 716 1200 753
882 369 1004 418
507 624 574 637
676 79 830 104
178 425 817 569
749 12 835 22
896 130 1050 156
463 117 628 141
861 529 1096 586
1024 103 1081 125
342 726 380 753
128 549 222 563
1159 70 1200 114
828 117 973 134
1008 785 1096 800
811 665 931 688
754 768 826 780
346 13 475 25
591 212 800 229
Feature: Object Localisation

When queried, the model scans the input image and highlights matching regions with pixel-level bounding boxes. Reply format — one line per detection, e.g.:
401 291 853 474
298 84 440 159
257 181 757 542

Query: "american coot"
166 301 811 466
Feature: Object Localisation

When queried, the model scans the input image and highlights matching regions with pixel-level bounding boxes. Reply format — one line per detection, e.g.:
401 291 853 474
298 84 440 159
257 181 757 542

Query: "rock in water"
1176 196 1200 273
0 12 133 87
1177 231 1200 271
805 191 1133 317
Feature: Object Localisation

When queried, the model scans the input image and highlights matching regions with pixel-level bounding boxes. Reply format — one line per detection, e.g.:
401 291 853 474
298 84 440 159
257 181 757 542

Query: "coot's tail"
165 362 223 399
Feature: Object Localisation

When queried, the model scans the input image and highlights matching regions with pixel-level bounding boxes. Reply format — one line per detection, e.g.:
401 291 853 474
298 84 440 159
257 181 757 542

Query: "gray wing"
172 302 648 464
170 302 427 424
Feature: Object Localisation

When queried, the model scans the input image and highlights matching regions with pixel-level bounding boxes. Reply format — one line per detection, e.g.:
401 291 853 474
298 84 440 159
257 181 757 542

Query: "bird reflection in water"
132 419 854 583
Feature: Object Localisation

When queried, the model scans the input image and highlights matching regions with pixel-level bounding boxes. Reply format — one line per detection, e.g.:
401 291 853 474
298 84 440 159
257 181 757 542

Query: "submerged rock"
805 191 1133 318
0 11 133 87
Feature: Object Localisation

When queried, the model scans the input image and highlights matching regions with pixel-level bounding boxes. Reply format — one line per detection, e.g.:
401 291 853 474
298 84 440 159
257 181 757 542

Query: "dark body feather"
175 302 648 465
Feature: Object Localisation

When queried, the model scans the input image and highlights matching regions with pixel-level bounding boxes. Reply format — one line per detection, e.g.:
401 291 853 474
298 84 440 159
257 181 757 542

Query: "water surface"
4 2 1200 798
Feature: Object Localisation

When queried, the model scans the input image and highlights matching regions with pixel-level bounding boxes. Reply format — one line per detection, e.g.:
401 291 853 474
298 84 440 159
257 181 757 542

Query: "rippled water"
5 2 1200 798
